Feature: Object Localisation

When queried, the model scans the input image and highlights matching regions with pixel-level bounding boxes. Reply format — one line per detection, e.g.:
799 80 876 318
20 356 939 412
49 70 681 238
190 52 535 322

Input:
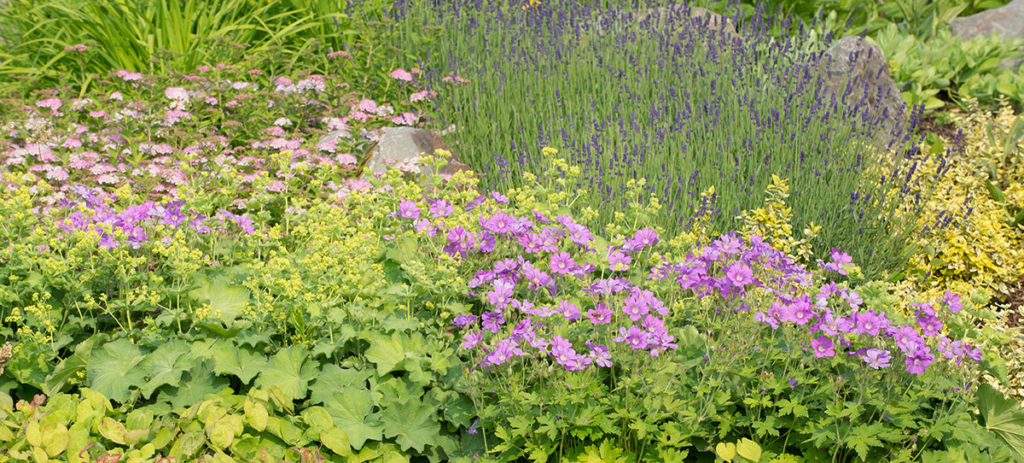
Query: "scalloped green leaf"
210 341 266 384
978 383 1024 461
139 340 192 399
381 397 439 453
254 345 318 401
86 339 147 403
324 388 382 450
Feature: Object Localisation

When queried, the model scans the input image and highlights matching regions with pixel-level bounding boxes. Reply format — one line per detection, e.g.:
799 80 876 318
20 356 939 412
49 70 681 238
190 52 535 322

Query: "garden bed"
1 0 1024 462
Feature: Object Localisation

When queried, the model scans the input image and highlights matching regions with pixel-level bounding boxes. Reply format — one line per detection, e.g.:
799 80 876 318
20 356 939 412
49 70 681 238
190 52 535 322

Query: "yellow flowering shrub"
899 103 1024 297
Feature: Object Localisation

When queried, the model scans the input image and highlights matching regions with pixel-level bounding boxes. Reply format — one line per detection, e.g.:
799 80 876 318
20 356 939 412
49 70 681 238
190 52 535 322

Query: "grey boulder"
951 0 1024 70
823 36 908 151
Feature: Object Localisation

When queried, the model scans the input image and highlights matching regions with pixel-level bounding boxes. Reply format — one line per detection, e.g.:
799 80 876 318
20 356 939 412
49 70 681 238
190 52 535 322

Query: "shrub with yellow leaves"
737 175 820 263
899 101 1024 298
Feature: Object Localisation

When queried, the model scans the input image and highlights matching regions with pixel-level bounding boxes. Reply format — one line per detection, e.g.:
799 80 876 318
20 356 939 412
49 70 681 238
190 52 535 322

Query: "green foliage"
0 0 414 94
875 24 1024 113
977 383 1024 460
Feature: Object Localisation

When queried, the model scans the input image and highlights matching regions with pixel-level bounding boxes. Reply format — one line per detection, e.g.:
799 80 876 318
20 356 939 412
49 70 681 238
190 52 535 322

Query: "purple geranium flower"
398 200 420 219
461 331 482 349
905 351 934 375
862 348 891 369
549 251 574 275
429 199 453 218
811 336 834 358
608 251 631 271
453 314 477 328
586 304 613 324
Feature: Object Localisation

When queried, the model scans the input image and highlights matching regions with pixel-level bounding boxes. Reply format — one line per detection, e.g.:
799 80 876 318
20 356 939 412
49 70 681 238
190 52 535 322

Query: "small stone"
361 127 473 180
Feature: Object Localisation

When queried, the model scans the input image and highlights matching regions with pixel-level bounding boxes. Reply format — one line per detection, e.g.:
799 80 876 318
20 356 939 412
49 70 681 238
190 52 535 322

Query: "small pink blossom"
389 68 414 81
64 44 88 52
410 90 436 102
36 97 62 112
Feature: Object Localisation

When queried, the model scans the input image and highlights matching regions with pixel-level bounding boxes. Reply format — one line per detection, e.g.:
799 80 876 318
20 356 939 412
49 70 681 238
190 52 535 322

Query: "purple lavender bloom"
862 348 891 369
453 314 478 328
466 419 479 435
398 200 421 219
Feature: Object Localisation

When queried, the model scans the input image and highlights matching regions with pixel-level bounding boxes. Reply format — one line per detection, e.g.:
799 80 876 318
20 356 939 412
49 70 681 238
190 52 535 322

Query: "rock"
823 36 908 151
951 0 1024 70
360 127 472 179
951 0 1024 41
589 5 739 42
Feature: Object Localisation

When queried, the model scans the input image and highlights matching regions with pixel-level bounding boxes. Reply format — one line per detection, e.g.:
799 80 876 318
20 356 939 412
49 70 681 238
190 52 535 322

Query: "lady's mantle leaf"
210 341 266 384
324 388 383 450
365 333 425 376
139 340 192 399
161 362 229 409
977 383 1024 460
381 397 440 453
189 275 249 325
254 345 318 401
86 339 147 403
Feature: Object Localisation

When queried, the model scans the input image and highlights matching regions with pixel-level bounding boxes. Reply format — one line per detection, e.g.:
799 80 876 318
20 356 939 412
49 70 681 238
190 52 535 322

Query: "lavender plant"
405 0 943 278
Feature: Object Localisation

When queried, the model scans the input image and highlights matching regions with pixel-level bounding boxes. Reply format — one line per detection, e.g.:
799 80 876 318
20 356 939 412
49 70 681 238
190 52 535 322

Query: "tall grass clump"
0 0 400 92
407 0 942 278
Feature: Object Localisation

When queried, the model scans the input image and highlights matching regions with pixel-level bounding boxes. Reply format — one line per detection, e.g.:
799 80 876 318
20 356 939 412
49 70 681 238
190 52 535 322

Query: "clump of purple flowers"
653 233 982 376
395 194 674 371
397 193 982 378
55 185 252 249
